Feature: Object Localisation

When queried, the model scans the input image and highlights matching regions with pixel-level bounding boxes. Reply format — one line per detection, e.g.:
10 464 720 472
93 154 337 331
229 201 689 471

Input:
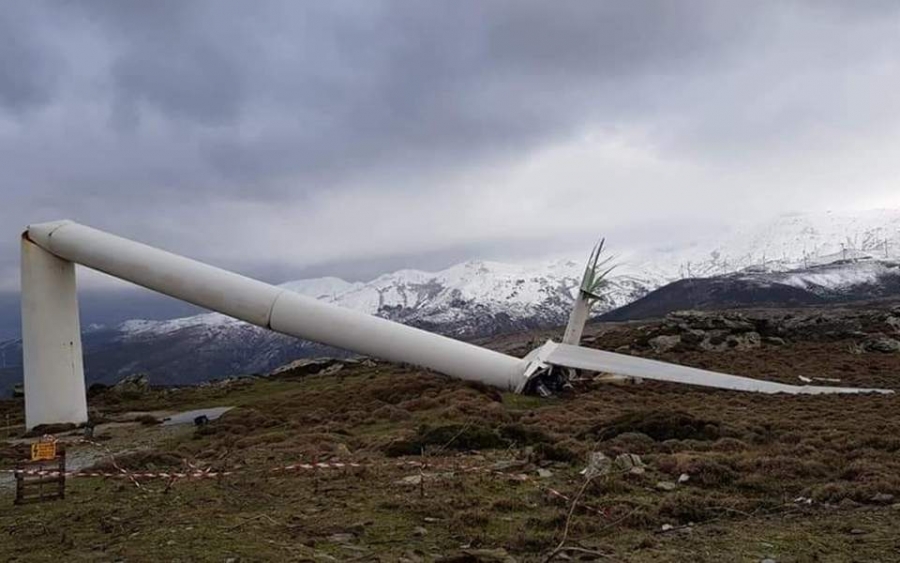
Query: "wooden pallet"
14 449 66 505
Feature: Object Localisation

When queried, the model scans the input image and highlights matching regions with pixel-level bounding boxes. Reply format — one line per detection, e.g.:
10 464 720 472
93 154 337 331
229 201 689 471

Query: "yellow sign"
30 438 57 461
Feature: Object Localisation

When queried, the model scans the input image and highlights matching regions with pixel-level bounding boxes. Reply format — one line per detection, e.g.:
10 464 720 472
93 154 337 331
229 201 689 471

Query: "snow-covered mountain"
2 208 900 392
119 259 654 341
646 208 900 279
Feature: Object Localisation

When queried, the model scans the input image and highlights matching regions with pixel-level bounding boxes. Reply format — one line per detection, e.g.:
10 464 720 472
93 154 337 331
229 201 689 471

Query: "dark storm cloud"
1 0 899 294
32 0 758 197
0 3 60 111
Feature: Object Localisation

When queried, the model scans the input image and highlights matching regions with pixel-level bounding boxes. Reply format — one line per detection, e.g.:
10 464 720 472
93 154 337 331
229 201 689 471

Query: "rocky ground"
1 302 899 561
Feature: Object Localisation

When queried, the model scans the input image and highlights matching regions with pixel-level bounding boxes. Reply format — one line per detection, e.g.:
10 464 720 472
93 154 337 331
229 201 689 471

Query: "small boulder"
680 329 707 347
656 481 677 492
649 335 681 353
396 475 423 486
581 452 612 479
863 336 900 353
614 453 644 471
113 373 150 392
870 493 895 505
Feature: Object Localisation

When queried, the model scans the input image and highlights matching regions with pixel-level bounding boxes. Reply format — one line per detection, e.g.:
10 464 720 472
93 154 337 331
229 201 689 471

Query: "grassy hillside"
1 307 900 561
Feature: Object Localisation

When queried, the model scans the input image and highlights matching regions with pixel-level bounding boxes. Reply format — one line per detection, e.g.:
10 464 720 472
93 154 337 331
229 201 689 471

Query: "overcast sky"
2 1 900 297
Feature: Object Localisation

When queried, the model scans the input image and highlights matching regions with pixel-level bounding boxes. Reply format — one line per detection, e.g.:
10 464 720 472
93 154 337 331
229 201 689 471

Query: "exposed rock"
581 452 612 479
649 335 681 353
614 453 644 471
112 373 150 392
700 331 761 352
870 492 895 504
862 336 900 353
678 473 690 484
763 336 786 346
396 475 423 486
884 316 900 333
270 357 358 377
536 468 553 478
680 329 707 347
413 526 428 537
656 481 677 492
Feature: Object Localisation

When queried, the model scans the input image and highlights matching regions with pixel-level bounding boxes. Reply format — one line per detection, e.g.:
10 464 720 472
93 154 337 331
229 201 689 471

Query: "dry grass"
1 305 900 560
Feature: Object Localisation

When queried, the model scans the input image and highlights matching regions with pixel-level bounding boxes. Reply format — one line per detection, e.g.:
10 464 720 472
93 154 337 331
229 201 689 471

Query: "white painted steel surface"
26 221 528 394
21 235 88 428
540 341 893 395
562 297 591 345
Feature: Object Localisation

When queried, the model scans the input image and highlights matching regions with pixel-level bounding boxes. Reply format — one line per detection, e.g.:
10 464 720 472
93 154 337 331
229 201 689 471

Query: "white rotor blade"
538 342 893 395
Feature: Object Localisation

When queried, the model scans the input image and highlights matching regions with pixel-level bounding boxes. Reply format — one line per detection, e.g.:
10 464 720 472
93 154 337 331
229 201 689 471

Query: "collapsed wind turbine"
20 220 892 429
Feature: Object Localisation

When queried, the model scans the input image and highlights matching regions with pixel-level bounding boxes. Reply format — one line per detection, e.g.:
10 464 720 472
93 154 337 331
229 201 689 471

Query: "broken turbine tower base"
19 220 892 429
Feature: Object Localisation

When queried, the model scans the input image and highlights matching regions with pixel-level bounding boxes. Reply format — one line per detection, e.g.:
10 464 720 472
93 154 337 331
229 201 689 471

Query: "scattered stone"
839 498 861 509
885 316 900 333
413 526 428 537
581 452 612 479
629 466 646 476
269 357 355 377
656 481 677 492
849 529 867 536
891 503 900 511
614 453 644 471
113 373 150 392
224 558 238 563
732 331 762 350
760 558 777 563
320 363 345 376
677 473 690 484
334 443 352 457
423 517 442 523
536 468 553 478
490 460 528 472
870 493 895 504
328 533 356 543
862 336 900 353
680 329 707 346
661 524 674 532
649 335 681 353
764 336 786 346
396 475 423 486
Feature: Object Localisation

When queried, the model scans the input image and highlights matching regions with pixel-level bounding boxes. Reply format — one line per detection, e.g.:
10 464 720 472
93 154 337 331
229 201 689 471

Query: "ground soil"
1 304 899 562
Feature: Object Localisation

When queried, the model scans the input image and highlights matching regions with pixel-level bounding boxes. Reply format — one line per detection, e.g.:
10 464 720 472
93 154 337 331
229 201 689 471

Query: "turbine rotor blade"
538 342 893 395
